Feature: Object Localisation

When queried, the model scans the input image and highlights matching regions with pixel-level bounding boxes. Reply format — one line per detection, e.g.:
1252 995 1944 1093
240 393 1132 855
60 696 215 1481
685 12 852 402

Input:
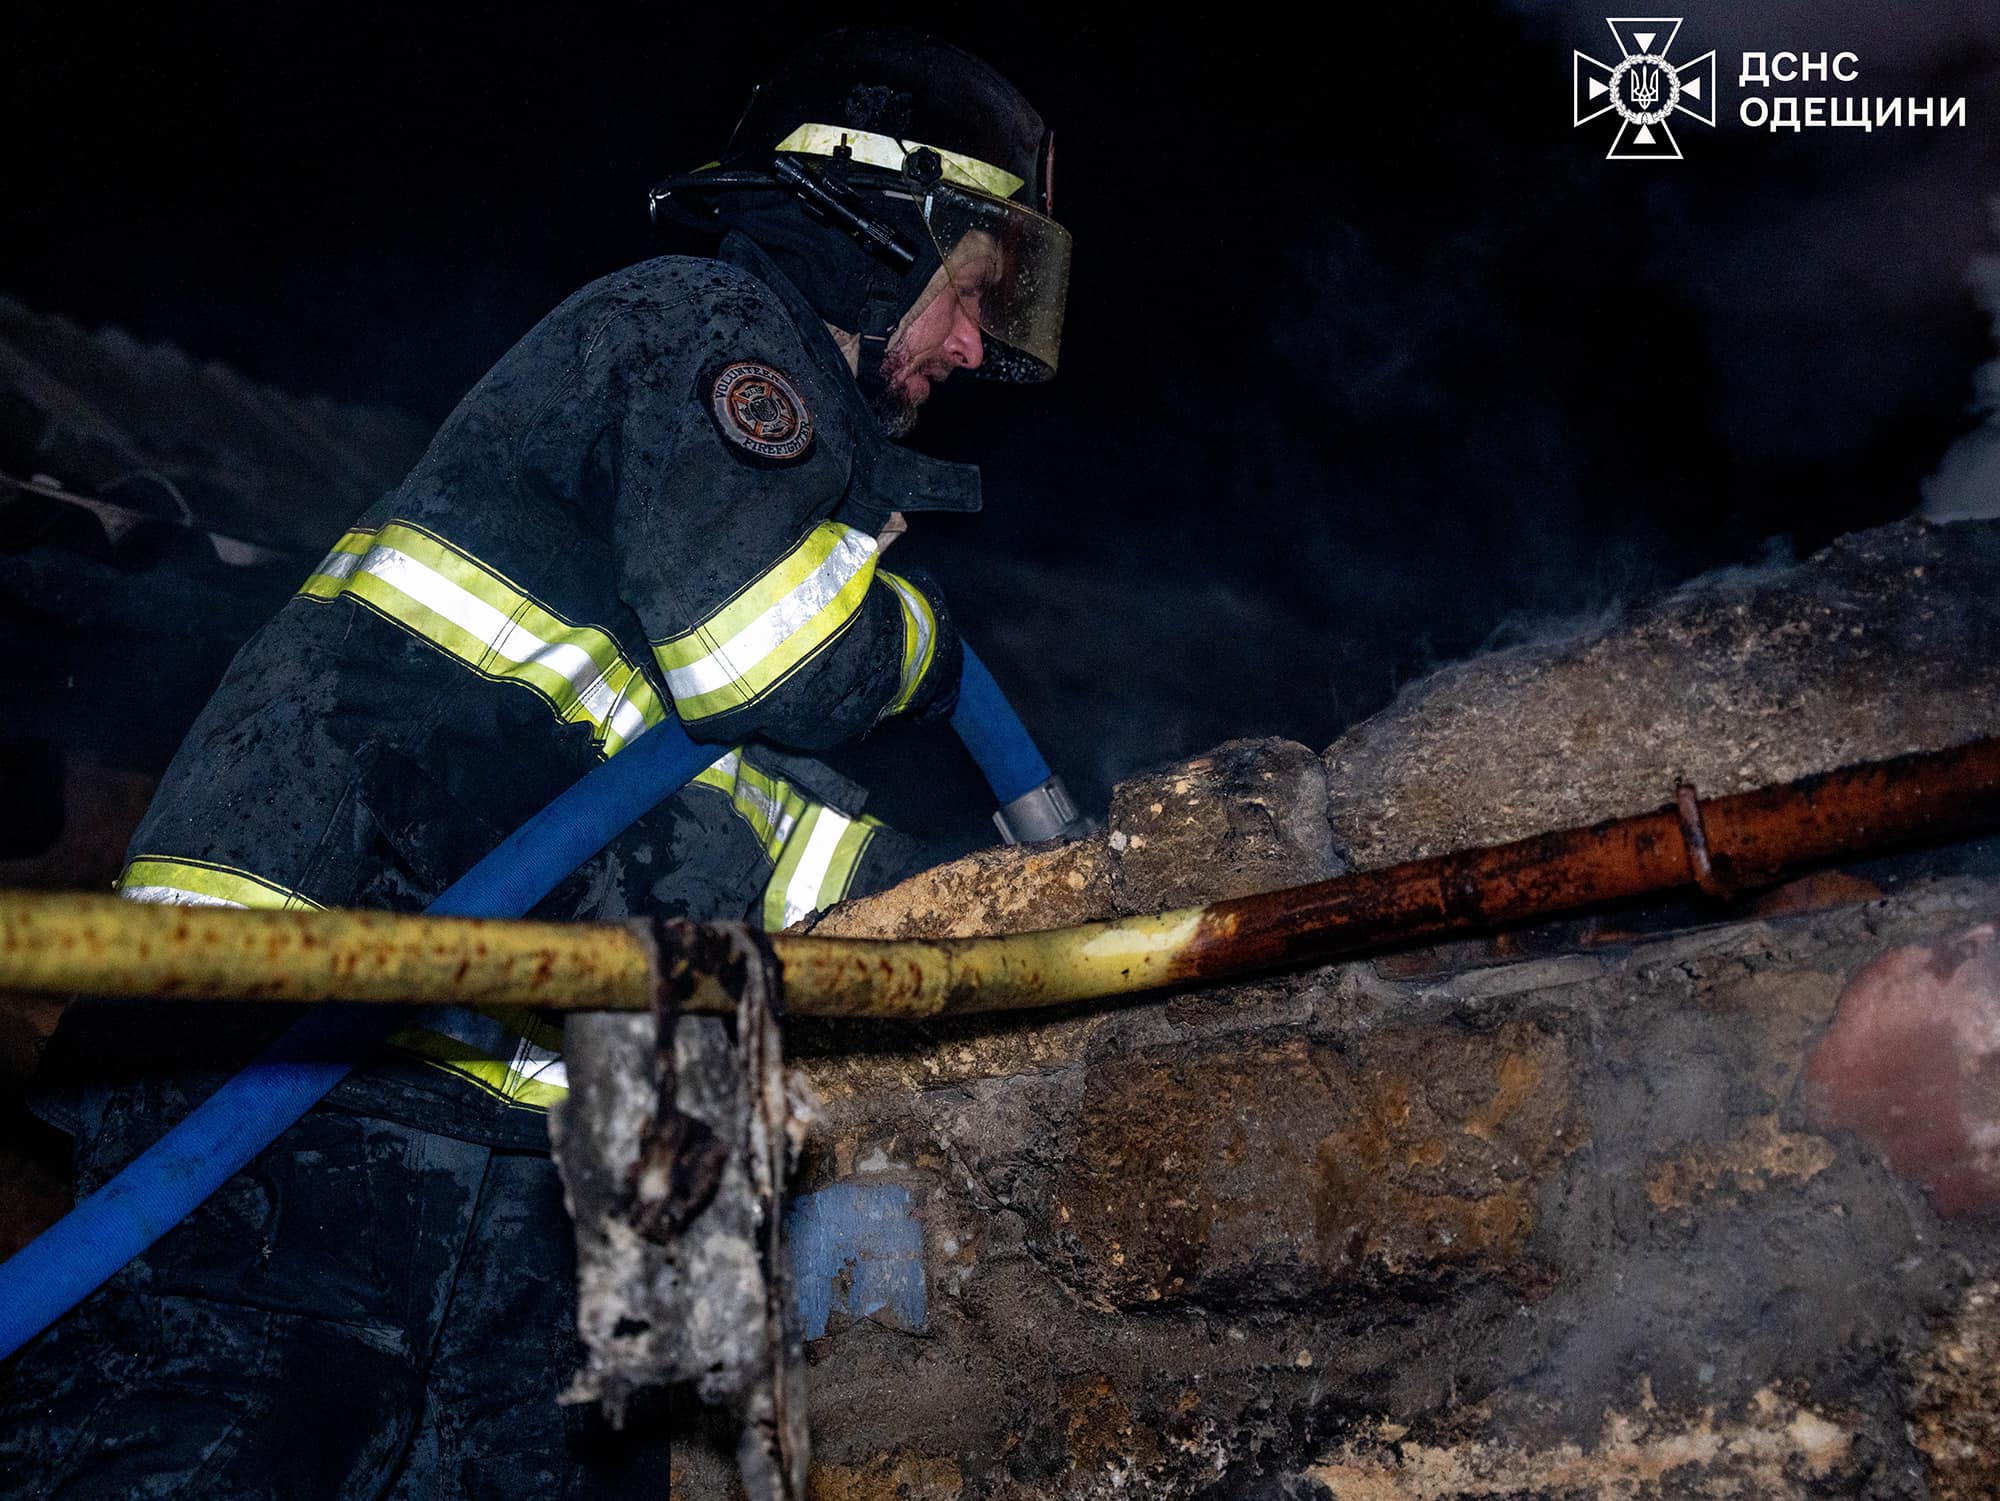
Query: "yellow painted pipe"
0 890 1213 1017
0 892 656 1009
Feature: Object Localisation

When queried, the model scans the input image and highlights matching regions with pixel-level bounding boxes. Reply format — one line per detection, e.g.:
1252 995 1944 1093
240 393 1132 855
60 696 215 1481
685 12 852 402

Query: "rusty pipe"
1155 735 2000 994
2 737 1997 1018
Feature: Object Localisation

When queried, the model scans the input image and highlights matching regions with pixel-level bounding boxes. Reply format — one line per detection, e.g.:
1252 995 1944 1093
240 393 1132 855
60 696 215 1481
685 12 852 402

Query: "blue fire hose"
951 648 1049 804
0 646 1059 1359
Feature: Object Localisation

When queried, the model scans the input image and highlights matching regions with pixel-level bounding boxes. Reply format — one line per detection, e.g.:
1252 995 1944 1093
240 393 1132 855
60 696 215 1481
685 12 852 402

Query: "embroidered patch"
709 361 814 461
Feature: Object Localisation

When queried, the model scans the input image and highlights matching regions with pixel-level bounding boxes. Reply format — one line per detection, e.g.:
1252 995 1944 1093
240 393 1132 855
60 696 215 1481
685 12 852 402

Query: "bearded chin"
868 343 927 439
869 385 922 440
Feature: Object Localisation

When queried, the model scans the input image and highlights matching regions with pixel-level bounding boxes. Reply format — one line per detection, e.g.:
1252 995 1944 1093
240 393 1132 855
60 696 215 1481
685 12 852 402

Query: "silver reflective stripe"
737 775 797 847
782 806 856 929
881 572 935 710
661 528 877 701
313 547 363 583
363 547 652 748
120 886 247 908
508 1034 569 1092
402 1002 570 1094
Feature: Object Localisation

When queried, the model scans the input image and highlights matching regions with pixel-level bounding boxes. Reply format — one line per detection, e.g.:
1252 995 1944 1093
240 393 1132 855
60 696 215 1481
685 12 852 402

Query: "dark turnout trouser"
0 1103 668 1500
0 764 931 1498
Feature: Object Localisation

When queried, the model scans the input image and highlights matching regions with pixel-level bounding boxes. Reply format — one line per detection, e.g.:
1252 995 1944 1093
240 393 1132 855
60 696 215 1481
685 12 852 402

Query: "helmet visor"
919 183 1070 381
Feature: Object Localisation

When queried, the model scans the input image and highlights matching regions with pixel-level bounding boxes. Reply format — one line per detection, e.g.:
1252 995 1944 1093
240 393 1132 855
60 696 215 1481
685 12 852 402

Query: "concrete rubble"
644 519 2000 1497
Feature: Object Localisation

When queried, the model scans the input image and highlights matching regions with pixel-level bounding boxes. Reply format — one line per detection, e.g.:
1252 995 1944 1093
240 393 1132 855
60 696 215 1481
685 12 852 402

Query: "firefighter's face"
881 234 998 406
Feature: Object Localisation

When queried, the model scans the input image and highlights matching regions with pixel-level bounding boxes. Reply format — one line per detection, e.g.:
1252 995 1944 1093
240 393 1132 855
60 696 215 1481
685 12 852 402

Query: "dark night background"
8 0 2000 849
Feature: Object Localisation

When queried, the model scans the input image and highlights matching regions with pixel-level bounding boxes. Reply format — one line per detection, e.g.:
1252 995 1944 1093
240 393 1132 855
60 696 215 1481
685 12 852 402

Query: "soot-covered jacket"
105 232 978 1144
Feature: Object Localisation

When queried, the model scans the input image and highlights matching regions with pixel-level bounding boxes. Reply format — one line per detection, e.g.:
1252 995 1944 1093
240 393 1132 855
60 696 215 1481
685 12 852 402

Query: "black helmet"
652 28 1070 383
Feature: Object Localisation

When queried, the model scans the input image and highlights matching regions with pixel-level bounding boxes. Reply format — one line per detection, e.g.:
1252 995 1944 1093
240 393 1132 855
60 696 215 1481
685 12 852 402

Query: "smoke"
1098 0 2000 781
1924 200 2000 522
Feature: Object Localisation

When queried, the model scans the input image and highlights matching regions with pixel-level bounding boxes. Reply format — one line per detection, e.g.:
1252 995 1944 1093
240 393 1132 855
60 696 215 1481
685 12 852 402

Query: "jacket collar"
719 231 983 517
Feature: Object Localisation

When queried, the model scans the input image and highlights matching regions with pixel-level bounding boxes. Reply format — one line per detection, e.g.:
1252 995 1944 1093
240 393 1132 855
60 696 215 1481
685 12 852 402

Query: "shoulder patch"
709 361 814 462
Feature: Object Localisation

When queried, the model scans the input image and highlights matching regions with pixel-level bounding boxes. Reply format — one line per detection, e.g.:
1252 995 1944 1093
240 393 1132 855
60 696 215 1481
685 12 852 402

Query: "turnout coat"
110 231 975 1145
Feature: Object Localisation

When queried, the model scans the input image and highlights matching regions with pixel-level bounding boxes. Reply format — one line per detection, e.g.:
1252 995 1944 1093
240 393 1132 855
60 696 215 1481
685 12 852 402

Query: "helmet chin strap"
853 276 906 401
852 222 943 403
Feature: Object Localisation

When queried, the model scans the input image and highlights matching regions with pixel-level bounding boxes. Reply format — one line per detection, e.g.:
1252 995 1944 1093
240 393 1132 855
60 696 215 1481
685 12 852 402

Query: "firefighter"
1 28 1067 1497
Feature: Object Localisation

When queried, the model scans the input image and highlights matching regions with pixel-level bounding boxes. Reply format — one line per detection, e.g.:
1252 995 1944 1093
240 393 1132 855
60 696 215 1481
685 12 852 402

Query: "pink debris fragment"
1805 923 2000 1216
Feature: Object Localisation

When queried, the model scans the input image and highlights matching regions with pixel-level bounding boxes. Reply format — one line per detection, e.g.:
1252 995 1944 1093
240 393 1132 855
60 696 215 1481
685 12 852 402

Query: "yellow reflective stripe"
692 748 879 928
117 856 322 911
878 570 937 717
737 759 808 856
119 863 567 1110
692 749 808 859
761 802 881 930
691 759 738 799
817 812 879 916
775 123 1025 200
388 1028 569 1110
652 522 880 723
389 1002 570 1108
299 521 667 758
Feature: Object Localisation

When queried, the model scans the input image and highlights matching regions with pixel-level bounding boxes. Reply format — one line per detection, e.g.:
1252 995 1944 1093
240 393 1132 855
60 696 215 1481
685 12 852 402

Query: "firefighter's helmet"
652 28 1069 383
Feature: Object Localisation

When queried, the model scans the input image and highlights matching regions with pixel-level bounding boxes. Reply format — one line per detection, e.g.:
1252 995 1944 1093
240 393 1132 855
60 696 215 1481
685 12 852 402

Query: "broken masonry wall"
664 518 2000 1497
757 869 2000 1500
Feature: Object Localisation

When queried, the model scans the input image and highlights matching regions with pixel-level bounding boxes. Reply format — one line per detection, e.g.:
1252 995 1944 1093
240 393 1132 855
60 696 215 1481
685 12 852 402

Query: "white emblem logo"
1574 18 1717 160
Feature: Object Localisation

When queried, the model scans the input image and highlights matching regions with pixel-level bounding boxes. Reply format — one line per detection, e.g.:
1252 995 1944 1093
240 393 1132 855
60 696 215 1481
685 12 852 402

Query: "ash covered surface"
1323 519 2000 871
0 295 429 554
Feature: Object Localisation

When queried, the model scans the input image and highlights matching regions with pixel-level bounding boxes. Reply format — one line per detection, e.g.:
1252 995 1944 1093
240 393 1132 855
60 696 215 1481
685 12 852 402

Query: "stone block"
1805 920 2000 1215
1108 737 1342 915
809 836 1115 939
1051 1019 1578 1307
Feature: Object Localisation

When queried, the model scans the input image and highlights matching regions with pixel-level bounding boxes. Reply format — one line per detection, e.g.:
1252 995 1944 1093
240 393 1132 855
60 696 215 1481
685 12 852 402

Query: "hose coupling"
994 774 1091 845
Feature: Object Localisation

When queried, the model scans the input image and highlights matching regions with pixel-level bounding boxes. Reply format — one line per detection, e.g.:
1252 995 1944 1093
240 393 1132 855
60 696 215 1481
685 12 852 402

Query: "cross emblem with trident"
1573 17 1717 160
